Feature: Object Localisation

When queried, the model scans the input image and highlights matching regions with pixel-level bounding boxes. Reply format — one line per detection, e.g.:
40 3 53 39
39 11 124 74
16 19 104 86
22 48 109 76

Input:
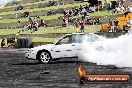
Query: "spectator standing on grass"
128 17 132 26
62 17 66 27
27 22 32 30
106 4 111 12
74 19 80 33
40 19 46 27
80 16 86 33
114 18 119 30
65 18 70 32
111 20 115 32
47 10 52 16
109 19 115 32
120 0 125 4
92 17 96 26
16 14 18 19
83 10 89 18
17 19 21 27
128 26 132 34
28 17 33 28
33 21 39 32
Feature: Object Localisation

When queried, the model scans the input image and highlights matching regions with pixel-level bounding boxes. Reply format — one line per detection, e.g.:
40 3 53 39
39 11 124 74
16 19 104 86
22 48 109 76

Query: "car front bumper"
25 52 37 60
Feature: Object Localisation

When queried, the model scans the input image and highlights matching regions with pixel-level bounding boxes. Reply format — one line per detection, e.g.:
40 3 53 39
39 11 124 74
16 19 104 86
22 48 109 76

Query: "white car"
25 33 103 63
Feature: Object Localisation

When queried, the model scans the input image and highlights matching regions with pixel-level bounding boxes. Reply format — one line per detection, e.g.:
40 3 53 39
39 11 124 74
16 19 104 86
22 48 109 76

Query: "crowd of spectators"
27 16 46 28
107 3 132 32
62 0 132 33
18 16 46 33
108 14 132 33
62 3 102 33
15 0 131 33
63 4 101 17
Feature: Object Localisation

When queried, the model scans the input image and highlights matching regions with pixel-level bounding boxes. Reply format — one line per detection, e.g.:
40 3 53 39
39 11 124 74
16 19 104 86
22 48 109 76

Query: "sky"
0 0 16 6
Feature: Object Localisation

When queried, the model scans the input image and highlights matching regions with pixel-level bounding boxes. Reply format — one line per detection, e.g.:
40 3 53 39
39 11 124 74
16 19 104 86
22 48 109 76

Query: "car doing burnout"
25 33 103 63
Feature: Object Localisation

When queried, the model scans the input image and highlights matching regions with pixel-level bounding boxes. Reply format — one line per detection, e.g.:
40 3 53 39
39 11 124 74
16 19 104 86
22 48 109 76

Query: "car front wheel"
38 51 52 64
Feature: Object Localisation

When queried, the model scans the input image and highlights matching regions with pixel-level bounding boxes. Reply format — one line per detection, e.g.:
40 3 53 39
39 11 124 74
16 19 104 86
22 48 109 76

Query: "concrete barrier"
0 32 127 38
0 32 127 47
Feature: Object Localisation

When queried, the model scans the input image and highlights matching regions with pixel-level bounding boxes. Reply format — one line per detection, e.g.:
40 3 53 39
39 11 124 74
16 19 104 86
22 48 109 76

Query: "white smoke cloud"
0 0 16 6
78 33 132 67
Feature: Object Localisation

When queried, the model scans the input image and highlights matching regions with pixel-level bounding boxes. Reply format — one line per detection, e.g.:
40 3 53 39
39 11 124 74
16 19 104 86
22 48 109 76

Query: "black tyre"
37 51 52 64
79 76 86 85
21 38 25 48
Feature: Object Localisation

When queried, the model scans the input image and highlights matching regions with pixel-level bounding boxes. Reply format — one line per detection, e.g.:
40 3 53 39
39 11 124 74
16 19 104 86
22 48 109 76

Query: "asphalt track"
0 48 132 88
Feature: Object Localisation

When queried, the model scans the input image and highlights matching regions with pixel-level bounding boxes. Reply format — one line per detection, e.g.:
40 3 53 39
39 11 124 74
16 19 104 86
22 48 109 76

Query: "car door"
75 34 96 55
51 35 77 58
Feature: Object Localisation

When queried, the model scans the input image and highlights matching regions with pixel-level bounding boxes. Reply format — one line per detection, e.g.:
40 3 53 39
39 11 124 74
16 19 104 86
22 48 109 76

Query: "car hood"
30 44 55 51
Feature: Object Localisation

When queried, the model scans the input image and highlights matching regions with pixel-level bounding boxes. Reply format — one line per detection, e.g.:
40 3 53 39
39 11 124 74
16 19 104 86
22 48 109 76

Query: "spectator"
28 17 33 28
48 1 55 6
89 5 96 12
36 16 40 19
23 11 29 18
74 19 80 33
84 10 89 17
17 19 21 27
40 19 46 27
65 18 69 28
128 17 132 27
47 10 52 16
106 4 111 12
111 20 115 32
121 5 125 12
120 0 125 4
114 18 119 30
33 21 38 32
33 17 37 22
127 6 132 13
16 5 23 11
64 10 67 16
80 16 86 33
95 18 100 24
128 26 132 34
27 22 32 30
109 19 115 32
92 17 96 26
1 38 5 48
15 14 18 19
62 17 66 27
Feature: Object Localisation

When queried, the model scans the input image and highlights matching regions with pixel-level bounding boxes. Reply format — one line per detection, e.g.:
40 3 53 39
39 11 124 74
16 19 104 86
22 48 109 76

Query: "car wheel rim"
40 52 50 63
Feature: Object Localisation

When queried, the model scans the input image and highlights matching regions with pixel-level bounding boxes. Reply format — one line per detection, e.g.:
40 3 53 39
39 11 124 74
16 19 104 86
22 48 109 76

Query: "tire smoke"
79 33 132 67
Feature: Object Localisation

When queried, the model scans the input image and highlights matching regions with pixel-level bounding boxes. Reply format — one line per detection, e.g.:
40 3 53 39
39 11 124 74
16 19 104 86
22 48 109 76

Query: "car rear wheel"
38 51 52 64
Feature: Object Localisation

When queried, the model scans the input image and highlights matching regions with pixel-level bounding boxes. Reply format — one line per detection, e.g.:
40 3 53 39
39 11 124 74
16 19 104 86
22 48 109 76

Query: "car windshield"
55 35 72 45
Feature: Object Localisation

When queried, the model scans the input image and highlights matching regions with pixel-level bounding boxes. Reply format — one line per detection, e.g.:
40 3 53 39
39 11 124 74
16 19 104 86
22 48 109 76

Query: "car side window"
72 34 84 43
57 35 72 44
77 34 100 43
83 34 99 42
